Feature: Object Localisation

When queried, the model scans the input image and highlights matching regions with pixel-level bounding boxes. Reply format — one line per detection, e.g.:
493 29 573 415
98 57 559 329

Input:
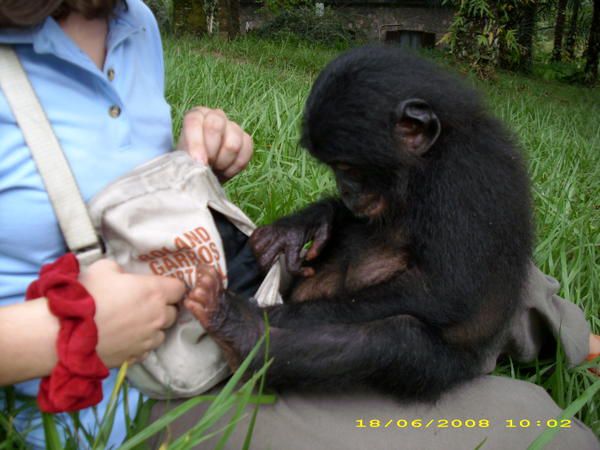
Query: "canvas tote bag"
0 45 283 399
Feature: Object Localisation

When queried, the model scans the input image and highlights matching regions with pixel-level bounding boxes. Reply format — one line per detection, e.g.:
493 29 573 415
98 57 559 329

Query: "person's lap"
148 265 599 449
150 375 599 450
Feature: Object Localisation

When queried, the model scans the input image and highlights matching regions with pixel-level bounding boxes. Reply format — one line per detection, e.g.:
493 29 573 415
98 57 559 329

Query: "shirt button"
109 105 121 118
107 68 115 81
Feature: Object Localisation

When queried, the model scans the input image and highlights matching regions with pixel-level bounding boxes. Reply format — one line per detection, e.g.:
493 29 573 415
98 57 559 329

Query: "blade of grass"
213 384 255 450
92 361 129 449
118 395 217 450
125 397 156 446
168 414 248 450
527 379 600 450
242 314 272 450
0 413 27 449
42 412 63 450
203 334 266 418
169 363 272 450
69 411 95 446
122 381 132 432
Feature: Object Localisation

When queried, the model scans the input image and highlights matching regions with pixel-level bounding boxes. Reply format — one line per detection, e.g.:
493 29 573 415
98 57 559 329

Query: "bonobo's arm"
265 177 529 329
266 217 522 330
250 198 351 276
264 270 463 328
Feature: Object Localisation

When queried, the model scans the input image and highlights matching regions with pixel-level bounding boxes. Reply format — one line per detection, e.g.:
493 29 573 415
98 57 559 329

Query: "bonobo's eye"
336 163 351 171
334 163 361 179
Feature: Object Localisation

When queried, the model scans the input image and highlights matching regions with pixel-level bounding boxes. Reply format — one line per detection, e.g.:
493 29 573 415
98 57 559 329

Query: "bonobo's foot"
184 265 263 370
588 334 600 376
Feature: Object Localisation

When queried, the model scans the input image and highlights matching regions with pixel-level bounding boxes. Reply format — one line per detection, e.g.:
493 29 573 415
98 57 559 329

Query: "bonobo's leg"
186 266 480 400
257 317 480 400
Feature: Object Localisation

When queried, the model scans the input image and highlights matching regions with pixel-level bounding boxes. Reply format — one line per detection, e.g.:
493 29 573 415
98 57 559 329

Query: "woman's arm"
0 297 59 385
0 259 187 387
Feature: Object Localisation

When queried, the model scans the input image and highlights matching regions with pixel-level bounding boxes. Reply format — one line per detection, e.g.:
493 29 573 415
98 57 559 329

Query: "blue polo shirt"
0 1 172 446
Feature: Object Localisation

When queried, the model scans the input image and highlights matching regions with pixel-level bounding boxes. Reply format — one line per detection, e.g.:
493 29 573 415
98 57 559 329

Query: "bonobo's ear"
393 98 441 156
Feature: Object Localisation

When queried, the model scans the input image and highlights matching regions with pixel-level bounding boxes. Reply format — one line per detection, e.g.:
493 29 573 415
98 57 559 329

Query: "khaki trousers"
150 266 597 449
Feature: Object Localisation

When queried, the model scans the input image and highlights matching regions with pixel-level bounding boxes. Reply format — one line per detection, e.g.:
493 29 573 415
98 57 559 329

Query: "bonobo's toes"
186 264 227 332
185 265 263 370
184 265 223 325
194 264 223 297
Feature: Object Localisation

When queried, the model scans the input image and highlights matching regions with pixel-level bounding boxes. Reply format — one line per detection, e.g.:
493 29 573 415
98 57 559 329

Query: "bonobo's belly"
288 230 410 302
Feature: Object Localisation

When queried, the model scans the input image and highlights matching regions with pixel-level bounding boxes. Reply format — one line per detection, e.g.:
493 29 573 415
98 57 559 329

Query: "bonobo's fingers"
250 224 318 276
284 241 315 277
250 226 285 271
249 226 275 254
306 221 331 261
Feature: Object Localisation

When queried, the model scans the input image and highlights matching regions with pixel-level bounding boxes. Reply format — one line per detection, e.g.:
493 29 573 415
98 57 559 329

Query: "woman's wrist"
0 297 58 386
25 253 109 412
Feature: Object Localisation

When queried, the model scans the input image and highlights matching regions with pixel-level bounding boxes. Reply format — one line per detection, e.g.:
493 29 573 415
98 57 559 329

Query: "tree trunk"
173 0 207 36
565 0 581 59
217 0 240 39
552 0 568 62
499 3 536 72
229 0 240 39
217 0 230 38
584 0 600 84
517 3 537 72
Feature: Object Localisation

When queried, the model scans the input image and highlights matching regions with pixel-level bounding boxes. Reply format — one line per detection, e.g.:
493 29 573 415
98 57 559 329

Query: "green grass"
165 37 342 225
164 35 600 436
165 35 599 324
2 35 598 447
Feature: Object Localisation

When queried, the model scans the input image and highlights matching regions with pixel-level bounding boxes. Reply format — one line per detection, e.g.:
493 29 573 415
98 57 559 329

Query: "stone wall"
239 4 454 44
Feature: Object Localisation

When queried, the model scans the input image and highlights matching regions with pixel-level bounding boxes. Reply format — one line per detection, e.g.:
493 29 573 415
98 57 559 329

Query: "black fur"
206 46 533 401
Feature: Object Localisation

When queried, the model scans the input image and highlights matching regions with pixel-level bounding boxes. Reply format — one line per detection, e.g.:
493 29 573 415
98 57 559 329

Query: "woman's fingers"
178 107 253 180
202 109 228 164
221 131 253 181
163 305 178 329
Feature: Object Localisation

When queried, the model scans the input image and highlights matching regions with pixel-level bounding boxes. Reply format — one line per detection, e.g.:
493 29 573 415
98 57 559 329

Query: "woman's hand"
79 259 186 368
178 107 253 182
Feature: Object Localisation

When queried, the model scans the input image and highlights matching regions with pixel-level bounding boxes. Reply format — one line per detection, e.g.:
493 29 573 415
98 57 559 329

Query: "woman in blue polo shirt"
0 1 598 449
0 0 253 447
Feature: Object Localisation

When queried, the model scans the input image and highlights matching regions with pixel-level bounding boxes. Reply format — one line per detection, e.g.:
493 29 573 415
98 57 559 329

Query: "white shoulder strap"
0 45 103 265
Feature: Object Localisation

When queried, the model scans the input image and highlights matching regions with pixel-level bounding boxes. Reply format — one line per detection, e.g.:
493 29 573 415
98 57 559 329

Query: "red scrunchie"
25 253 109 413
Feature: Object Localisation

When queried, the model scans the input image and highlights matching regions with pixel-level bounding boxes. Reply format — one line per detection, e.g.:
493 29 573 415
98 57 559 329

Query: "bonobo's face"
312 96 442 220
332 163 387 219
301 48 445 221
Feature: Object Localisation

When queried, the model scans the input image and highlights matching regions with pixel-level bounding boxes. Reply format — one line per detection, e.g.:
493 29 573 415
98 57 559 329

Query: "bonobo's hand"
249 209 333 277
178 107 253 182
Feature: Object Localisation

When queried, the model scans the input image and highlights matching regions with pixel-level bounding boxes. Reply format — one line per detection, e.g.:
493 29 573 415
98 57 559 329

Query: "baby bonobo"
186 45 533 401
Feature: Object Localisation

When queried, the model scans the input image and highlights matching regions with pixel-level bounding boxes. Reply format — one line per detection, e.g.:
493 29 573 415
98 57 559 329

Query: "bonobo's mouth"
343 194 387 219
362 196 387 218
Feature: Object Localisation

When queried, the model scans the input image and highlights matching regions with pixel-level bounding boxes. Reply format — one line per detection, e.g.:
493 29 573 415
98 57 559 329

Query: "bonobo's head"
300 46 485 220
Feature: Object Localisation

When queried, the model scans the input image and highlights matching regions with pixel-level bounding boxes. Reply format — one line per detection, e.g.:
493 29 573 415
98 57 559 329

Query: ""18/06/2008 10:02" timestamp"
355 418 573 429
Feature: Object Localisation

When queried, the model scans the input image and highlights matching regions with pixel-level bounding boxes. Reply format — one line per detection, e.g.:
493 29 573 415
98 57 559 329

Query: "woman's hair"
0 0 121 27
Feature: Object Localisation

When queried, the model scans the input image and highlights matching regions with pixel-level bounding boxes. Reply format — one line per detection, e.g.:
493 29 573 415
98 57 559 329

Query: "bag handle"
0 45 103 266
